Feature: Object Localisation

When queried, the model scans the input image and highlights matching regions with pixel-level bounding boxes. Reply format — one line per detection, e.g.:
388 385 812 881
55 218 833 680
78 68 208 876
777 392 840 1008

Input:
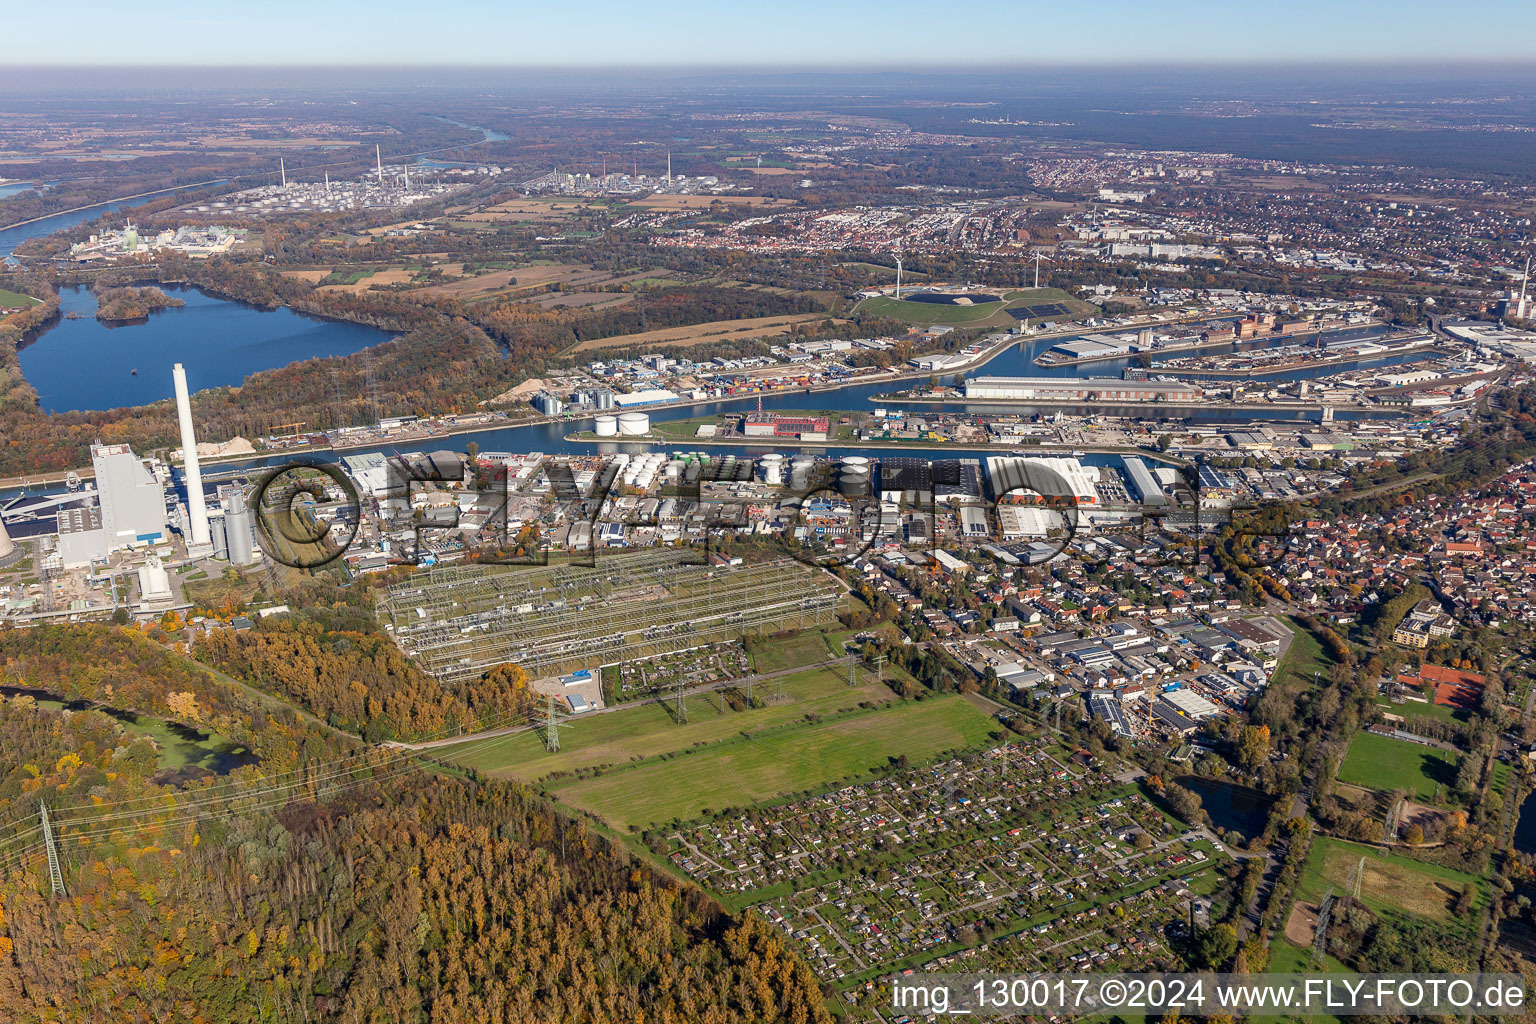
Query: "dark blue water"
906 292 1003 304
19 285 396 413
0 181 38 200
1514 790 1536 855
3 314 1425 503
1177 775 1275 837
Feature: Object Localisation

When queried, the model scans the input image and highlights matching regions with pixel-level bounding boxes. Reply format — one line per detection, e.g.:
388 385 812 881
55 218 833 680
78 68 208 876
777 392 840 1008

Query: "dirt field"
626 194 797 211
1317 844 1459 922
416 264 657 302
1285 900 1321 947
461 199 592 223
279 269 330 284
534 291 632 309
316 268 416 294
566 313 842 353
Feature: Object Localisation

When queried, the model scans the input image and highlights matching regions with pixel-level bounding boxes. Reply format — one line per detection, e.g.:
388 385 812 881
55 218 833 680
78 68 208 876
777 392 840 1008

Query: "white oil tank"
594 414 618 437
760 453 785 485
618 411 650 436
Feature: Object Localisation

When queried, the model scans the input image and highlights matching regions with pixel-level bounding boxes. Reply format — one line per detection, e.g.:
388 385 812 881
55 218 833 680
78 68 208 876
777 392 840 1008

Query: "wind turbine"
1032 251 1054 289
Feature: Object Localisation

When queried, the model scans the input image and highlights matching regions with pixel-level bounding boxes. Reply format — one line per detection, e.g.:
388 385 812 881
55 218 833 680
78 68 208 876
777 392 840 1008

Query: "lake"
1513 789 1536 855
19 284 397 413
1 684 255 776
1177 774 1275 838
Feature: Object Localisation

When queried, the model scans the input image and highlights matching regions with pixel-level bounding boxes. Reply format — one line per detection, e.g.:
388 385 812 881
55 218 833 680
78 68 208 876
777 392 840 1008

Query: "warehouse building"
964 376 1200 402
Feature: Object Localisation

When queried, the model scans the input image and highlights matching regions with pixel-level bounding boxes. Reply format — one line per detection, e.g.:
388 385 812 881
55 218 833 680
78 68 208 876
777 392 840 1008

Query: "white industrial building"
92 442 168 552
986 456 1101 506
964 376 1200 402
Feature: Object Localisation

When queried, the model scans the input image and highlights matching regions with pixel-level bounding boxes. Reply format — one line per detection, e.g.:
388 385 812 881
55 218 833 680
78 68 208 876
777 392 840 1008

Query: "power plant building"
91 442 167 549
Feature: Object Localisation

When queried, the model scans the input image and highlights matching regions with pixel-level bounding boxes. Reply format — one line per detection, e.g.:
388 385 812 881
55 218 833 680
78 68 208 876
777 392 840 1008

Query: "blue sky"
17 0 1536 66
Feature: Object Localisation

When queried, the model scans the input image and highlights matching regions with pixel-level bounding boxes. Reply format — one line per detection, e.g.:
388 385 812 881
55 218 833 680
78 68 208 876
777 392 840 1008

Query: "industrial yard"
382 549 846 685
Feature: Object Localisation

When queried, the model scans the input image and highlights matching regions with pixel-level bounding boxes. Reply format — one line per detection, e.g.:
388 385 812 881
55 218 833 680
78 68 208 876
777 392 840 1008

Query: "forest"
0 622 831 1023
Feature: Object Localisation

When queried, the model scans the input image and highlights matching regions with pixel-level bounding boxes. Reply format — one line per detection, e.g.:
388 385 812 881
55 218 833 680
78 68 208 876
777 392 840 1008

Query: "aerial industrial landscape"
4 12 1536 1023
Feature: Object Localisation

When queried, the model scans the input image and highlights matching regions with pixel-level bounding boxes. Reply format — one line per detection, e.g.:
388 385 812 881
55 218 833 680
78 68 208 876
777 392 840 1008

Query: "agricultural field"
856 294 1007 326
316 267 419 293
414 261 652 302
547 694 999 831
1336 730 1459 803
855 286 1096 329
1296 836 1483 928
0 288 40 308
458 197 596 223
437 663 897 782
624 194 797 211
564 312 839 353
748 628 844 673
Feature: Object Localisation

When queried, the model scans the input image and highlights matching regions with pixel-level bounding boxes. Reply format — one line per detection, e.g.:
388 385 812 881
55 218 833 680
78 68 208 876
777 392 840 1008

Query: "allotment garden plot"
657 739 1224 1004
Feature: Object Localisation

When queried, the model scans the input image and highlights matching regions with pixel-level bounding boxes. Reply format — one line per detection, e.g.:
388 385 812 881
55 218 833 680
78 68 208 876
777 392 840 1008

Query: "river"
0 180 221 263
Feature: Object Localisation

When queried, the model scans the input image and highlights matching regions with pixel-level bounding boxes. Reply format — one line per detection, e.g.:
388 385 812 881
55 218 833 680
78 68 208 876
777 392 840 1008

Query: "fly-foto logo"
247 451 1299 573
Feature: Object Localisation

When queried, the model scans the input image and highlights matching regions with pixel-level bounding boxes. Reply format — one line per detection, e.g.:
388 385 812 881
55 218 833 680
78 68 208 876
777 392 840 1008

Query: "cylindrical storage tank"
838 469 870 497
617 412 650 436
760 453 785 486
594 415 618 437
790 457 815 491
225 489 256 566
840 455 870 470
665 461 682 482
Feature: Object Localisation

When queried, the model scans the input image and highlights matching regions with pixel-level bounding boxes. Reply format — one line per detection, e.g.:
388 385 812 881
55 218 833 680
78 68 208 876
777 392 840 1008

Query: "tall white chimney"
376 144 384 183
172 363 210 547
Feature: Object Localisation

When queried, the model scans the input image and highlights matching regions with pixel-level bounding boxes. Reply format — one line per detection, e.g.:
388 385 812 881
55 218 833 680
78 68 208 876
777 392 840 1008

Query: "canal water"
19 284 396 413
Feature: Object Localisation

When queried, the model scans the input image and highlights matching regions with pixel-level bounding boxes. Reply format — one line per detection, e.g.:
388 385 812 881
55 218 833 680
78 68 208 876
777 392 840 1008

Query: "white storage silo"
617 412 650 436
594 415 619 437
760 453 785 486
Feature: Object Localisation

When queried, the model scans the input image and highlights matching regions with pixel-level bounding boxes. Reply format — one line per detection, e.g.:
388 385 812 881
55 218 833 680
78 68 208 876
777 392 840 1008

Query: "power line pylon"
539 694 570 752
40 800 65 896
673 681 688 724
848 660 858 688
1311 887 1334 966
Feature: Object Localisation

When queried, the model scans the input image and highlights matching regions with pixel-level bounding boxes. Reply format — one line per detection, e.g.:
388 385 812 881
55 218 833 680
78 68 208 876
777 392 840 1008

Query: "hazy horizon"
15 0 1536 68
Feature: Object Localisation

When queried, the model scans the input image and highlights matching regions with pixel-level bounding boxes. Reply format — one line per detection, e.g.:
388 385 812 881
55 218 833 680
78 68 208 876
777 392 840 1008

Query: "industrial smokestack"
280 157 286 189
376 144 383 183
172 363 211 548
